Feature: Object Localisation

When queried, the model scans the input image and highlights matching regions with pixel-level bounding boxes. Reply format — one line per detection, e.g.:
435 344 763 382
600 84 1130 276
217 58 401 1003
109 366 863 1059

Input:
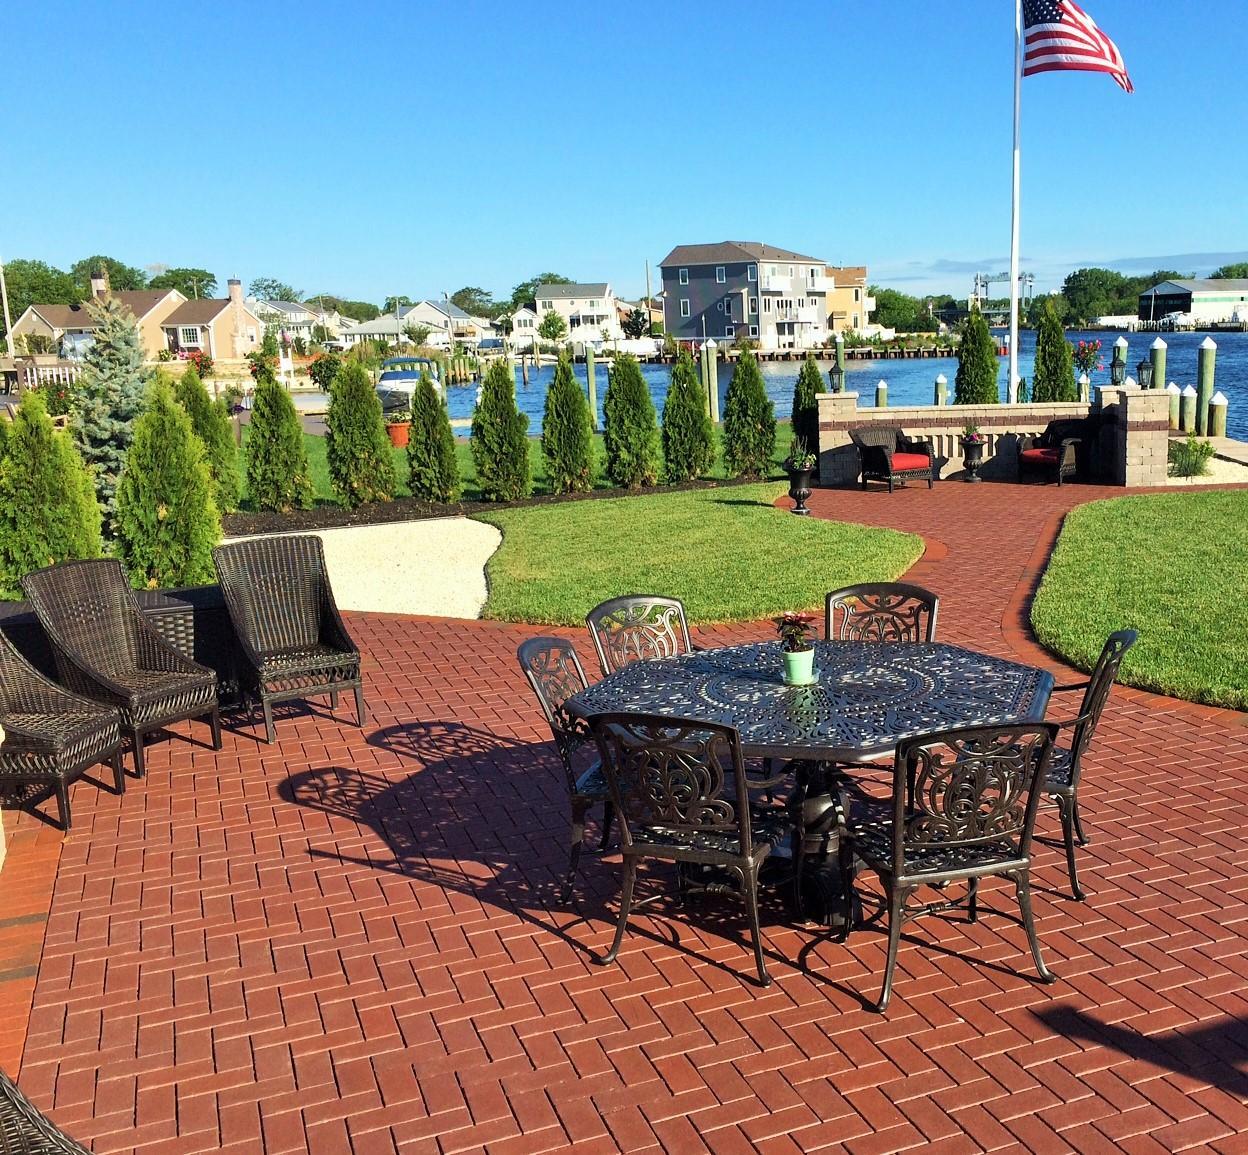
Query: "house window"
853 314 860 327
748 265 757 282
788 266 794 277
763 298 772 313
749 325 758 338
716 266 726 283
749 297 758 315
725 298 734 317
679 268 688 285
725 325 735 338
680 299 690 318
589 300 598 307
247 327 257 343
854 288 861 302
179 326 200 346
716 301 723 312
541 301 551 310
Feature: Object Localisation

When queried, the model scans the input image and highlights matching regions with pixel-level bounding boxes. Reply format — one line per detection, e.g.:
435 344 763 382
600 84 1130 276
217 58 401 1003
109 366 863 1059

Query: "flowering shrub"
36 381 73 417
1072 339 1103 378
178 348 214 378
246 348 278 380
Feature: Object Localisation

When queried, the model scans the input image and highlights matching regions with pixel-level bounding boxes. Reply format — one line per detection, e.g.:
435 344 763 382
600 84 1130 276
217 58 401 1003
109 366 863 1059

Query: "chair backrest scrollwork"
585 595 694 676
825 583 939 643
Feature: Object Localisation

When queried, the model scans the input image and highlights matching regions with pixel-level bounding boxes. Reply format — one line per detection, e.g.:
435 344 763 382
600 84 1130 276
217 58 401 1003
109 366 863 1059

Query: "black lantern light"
827 362 844 393
1136 357 1153 389
1110 356 1126 387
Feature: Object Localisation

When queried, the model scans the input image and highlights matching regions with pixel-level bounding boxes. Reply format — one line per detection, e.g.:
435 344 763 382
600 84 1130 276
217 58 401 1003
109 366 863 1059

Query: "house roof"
535 283 610 300
165 299 232 325
343 315 448 336
826 265 868 281
416 300 473 320
659 242 825 268
254 300 311 315
1141 279 1248 294
27 290 180 330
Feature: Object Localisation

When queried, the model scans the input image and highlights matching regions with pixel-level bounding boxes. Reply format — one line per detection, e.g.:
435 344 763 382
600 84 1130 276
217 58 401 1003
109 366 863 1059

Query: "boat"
375 356 441 416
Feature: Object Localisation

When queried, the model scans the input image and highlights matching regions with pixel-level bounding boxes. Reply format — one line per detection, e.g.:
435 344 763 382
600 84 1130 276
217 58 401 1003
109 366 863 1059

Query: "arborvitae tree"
1032 299 1076 402
245 366 315 511
407 369 460 502
722 350 777 478
470 358 531 501
541 352 594 493
308 353 341 392
0 392 102 599
173 365 240 513
71 295 149 537
324 361 396 508
602 353 660 488
954 310 1001 405
661 347 714 483
791 354 823 449
115 378 220 589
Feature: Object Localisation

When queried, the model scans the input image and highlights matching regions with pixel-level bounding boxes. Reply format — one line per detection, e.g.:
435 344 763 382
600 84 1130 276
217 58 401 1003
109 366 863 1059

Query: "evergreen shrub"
471 359 531 501
722 350 776 478
661 347 714 483
246 367 315 512
1032 299 1076 402
954 310 1001 405
602 354 660 488
408 370 461 502
791 355 823 449
541 353 594 493
325 361 396 508
174 365 241 512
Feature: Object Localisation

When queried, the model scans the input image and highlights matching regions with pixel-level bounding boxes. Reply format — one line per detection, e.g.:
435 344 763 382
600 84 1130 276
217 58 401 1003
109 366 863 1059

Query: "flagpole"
1008 0 1023 403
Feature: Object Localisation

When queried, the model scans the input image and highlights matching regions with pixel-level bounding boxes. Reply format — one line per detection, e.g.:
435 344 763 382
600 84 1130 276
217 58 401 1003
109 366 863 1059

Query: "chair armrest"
1051 681 1090 693
856 443 892 472
898 437 933 461
135 620 213 677
1058 437 1081 467
45 642 133 707
318 585 359 655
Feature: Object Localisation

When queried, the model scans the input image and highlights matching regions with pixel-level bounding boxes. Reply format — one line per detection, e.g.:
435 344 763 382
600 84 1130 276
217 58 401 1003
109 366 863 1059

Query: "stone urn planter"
959 433 986 483
784 440 818 515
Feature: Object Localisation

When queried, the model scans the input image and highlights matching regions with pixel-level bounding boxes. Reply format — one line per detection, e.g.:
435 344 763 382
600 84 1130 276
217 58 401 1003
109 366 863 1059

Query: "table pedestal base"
790 760 854 931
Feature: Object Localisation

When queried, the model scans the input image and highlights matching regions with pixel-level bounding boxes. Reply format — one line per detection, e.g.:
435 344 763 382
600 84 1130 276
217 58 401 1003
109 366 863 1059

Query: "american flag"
1022 0 1133 92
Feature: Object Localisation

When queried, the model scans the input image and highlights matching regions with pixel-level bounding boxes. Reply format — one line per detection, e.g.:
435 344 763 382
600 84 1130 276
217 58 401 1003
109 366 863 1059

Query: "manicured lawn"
1031 491 1248 709
474 483 924 625
243 427 793 508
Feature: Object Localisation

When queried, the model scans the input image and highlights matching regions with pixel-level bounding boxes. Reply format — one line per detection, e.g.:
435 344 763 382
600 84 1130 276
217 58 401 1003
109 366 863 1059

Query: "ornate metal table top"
567 641 1053 762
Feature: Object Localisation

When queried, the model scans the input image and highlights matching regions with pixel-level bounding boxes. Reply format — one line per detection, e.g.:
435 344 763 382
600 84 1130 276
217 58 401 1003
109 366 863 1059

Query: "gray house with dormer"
659 241 830 350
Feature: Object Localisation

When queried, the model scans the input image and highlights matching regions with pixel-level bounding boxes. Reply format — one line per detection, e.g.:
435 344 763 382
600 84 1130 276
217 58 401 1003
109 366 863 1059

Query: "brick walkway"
3 479 1248 1154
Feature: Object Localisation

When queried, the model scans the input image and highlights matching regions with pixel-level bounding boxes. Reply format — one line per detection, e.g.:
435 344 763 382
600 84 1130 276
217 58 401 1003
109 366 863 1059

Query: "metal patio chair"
824 583 939 643
585 594 696 677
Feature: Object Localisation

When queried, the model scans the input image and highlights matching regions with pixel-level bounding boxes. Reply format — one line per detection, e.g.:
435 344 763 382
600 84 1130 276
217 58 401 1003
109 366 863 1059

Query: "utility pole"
0 255 14 357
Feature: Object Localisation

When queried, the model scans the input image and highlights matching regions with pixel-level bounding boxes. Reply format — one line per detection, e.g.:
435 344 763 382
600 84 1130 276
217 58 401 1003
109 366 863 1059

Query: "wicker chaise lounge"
0 628 124 829
212 535 365 744
22 560 220 778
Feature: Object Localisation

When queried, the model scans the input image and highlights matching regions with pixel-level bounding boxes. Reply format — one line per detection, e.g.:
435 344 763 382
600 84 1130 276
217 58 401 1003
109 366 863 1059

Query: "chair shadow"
1033 1005 1248 1100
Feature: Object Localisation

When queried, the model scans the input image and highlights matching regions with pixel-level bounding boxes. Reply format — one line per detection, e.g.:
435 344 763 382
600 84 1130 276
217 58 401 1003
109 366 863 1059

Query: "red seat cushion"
1020 447 1059 463
890 453 930 471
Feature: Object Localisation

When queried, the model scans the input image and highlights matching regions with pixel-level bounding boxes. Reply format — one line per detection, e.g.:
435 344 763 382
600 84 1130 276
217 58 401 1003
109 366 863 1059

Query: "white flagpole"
1008 0 1023 403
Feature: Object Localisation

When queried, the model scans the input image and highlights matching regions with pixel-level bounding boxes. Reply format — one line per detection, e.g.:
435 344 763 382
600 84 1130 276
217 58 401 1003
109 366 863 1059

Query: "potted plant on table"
959 423 986 483
783 436 818 516
385 410 412 448
775 611 819 685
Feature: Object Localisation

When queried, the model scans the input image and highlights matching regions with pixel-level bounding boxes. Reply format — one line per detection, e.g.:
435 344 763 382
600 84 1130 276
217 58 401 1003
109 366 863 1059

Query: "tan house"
824 266 874 333
10 274 184 359
163 280 264 361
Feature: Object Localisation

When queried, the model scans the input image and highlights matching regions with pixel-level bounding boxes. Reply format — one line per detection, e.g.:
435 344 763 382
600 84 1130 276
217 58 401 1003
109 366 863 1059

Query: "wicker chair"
1018 419 1092 486
517 638 614 899
837 723 1058 1012
825 583 939 643
849 427 935 492
1044 629 1137 900
585 595 696 677
0 629 123 830
212 536 364 744
588 712 794 987
0 1069 92 1153
21 560 219 779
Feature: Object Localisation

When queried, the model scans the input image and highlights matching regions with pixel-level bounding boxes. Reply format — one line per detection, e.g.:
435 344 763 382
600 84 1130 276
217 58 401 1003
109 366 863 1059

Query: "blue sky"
5 0 1245 303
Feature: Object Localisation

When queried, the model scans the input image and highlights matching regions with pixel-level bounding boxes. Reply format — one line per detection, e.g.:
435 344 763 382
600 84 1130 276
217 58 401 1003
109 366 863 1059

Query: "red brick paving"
3 477 1248 1154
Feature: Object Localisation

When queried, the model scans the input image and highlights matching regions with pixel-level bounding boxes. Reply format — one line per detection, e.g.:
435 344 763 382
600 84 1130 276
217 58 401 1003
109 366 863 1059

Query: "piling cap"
704 338 716 349
1181 384 1198 396
1151 336 1167 349
1200 336 1217 350
1212 391 1228 405
1124 376 1137 388
1166 382 1180 393
1114 336 1129 347
876 379 888 389
834 331 844 342
935 373 947 384
1078 372 1090 384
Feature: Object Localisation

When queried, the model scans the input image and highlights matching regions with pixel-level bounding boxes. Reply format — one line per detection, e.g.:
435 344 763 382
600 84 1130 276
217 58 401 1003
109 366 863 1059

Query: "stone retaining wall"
816 388 1170 487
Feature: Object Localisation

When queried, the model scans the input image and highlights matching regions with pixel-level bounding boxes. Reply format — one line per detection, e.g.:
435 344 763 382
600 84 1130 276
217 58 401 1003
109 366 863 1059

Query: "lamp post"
828 331 845 392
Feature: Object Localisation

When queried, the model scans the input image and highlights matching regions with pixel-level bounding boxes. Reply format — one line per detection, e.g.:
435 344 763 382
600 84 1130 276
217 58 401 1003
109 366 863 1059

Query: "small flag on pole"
1022 0 1133 92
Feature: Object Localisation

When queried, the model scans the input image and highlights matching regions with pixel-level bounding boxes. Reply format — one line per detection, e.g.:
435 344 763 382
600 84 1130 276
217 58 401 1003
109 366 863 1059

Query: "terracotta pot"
386 423 410 448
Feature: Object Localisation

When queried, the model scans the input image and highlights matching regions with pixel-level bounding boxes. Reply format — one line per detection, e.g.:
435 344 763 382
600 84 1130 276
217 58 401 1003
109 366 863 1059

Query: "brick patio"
3 479 1248 1154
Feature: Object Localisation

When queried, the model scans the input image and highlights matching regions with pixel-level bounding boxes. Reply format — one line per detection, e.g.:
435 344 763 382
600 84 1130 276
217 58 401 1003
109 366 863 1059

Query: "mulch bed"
222 473 793 537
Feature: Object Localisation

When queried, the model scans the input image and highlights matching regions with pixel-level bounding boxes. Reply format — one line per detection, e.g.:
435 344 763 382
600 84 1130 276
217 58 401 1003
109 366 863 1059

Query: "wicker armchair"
1018 419 1091 486
0 1068 93 1153
22 560 219 779
588 712 794 987
212 536 364 744
1044 629 1137 900
837 723 1058 1012
849 427 935 492
0 629 123 829
825 583 939 643
585 595 696 677
517 637 614 899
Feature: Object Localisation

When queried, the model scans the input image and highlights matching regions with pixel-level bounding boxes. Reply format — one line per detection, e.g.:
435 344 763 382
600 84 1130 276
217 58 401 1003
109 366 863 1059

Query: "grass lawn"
1031 491 1248 709
474 483 924 626
242 427 794 508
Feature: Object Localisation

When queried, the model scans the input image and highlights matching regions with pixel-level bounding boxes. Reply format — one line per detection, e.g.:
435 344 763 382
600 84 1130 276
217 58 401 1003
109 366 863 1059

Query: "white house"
404 301 491 346
339 309 449 348
533 282 623 341
505 306 539 350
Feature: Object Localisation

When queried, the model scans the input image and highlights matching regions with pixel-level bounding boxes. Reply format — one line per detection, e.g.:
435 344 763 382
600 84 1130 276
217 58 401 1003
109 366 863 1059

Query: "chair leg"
1072 796 1090 846
596 800 614 851
209 708 222 751
330 690 340 710
833 834 857 943
875 885 910 1013
132 730 146 778
1015 872 1057 983
743 867 771 987
353 685 367 729
967 876 979 923
599 858 637 966
111 751 126 795
262 698 276 744
1057 795 1086 901
55 780 71 830
563 801 589 901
